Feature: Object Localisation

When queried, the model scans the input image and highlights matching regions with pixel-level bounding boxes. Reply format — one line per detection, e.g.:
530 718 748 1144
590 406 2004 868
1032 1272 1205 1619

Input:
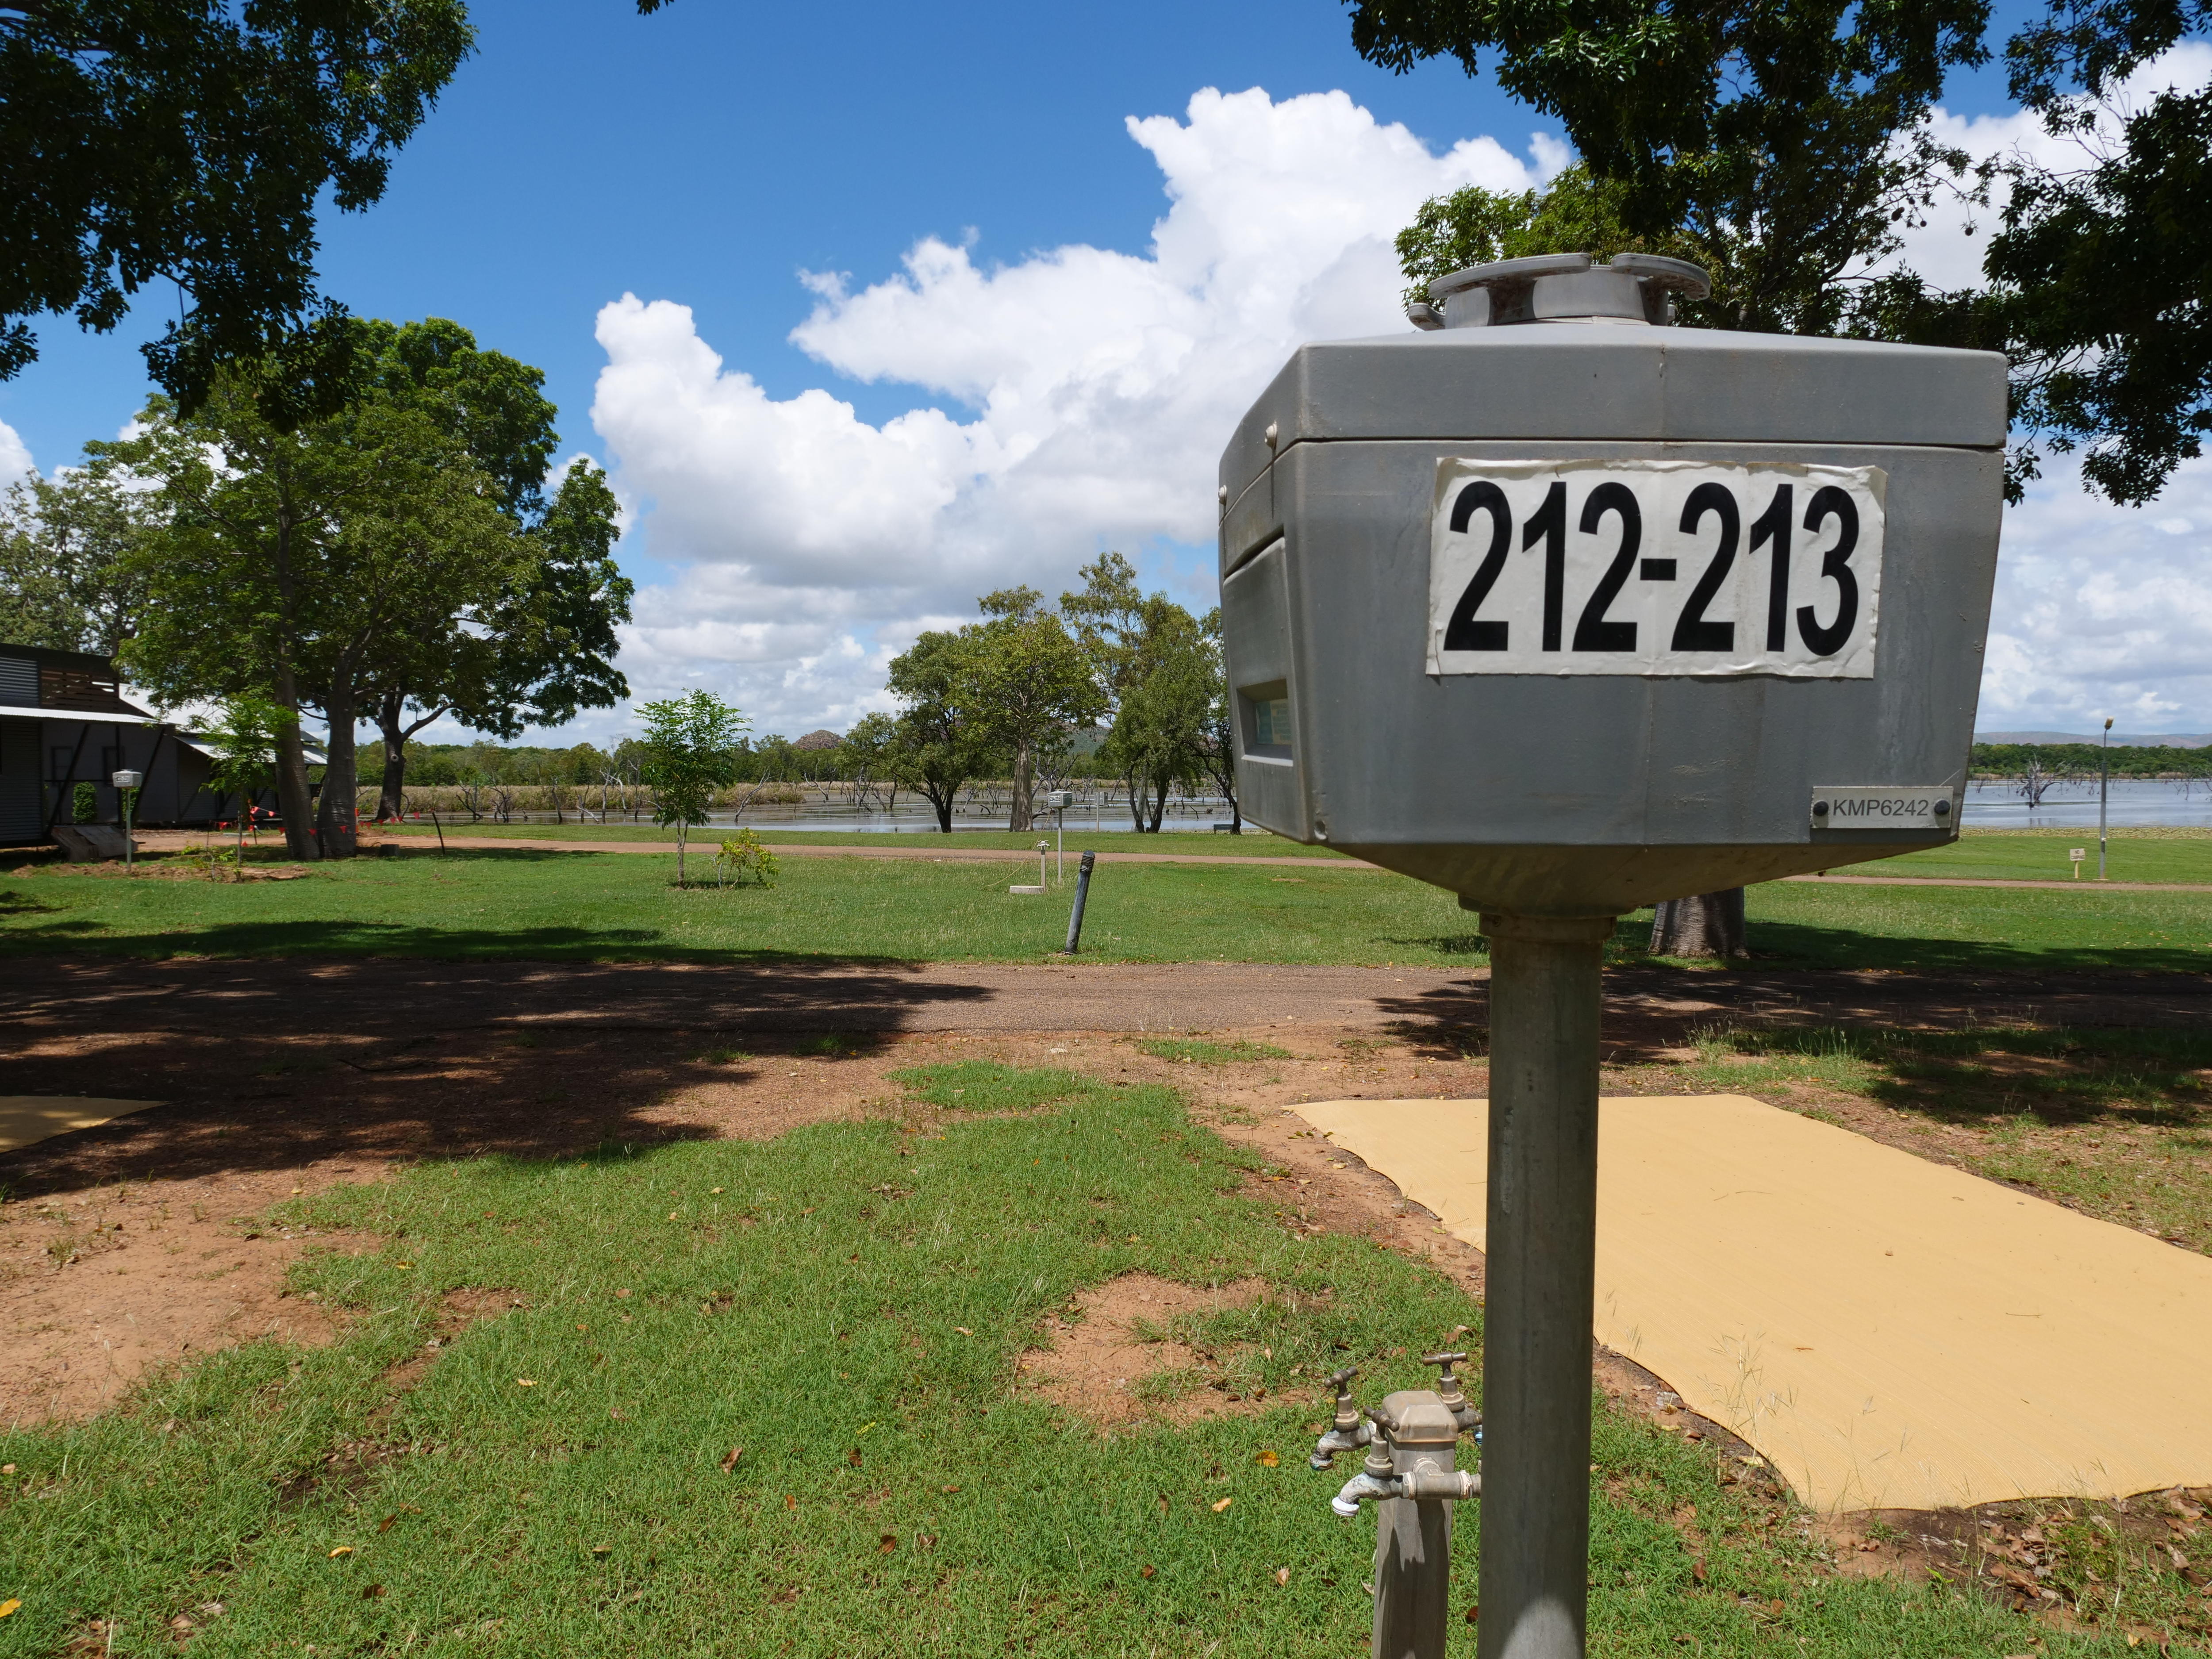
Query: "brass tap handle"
1422 1350 1470 1393
1422 1350 1481 1433
1325 1365 1359 1425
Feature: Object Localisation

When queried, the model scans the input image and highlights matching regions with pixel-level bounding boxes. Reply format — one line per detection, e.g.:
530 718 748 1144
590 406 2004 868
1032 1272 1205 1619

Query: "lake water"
1959 778 2212 829
440 780 2212 836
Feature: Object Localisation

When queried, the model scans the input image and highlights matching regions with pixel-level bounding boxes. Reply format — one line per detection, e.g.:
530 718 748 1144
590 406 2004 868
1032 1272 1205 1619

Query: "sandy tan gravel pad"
1297 1093 2212 1512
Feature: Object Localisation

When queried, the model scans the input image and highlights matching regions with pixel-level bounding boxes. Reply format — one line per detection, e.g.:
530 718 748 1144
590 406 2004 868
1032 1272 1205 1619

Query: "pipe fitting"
1330 1470 1397 1518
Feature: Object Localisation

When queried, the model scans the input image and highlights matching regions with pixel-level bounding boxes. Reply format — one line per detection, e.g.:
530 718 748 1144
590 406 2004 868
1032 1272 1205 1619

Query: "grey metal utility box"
1218 253 2008 916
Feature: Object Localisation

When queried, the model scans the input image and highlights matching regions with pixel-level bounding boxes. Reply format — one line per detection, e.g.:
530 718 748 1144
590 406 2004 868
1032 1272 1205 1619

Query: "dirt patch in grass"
376 1287 529 1397
0 1022 922 1427
1015 1272 1274 1426
1816 1486 2212 1644
0 1167 371 1425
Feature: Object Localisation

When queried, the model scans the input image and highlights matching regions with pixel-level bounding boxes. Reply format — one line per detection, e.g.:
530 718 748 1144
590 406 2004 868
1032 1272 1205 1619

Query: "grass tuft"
1136 1038 1294 1066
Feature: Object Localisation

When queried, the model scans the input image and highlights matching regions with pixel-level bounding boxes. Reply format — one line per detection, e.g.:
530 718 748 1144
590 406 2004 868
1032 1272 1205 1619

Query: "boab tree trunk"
1648 888 1747 959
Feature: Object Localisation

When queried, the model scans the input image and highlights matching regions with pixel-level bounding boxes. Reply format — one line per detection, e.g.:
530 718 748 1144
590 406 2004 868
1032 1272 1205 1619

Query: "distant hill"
793 729 842 751
1978 731 2212 748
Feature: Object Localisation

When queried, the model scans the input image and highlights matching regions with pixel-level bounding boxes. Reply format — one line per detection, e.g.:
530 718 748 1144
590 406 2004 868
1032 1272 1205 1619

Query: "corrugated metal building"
0 643 223 844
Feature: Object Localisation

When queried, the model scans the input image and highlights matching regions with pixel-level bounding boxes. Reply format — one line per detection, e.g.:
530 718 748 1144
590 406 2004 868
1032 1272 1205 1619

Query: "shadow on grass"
1699 1024 2212 1131
0 912 933 964
0 957 1001 1197
1682 916 2212 975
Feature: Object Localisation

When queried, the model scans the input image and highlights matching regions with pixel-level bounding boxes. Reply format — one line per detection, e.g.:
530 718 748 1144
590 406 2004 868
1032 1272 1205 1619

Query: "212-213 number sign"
1427 459 1886 678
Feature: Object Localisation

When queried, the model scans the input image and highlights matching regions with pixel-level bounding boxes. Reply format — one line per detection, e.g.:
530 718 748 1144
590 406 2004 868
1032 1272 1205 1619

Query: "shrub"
713 828 779 888
71 781 99 823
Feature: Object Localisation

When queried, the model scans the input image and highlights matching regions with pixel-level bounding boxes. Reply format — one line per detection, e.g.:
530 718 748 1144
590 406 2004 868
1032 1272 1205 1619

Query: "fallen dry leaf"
378 1514 397 1534
1464 1605 1479 1625
1211 1498 1233 1513
1141 1565 1156 1580
784 1494 797 1510
1273 1567 1290 1586
954 1326 973 1336
591 1546 611 1559
878 1535 898 1554
0 1600 18 1619
614 1288 631 1299
720 1447 744 1473
329 1546 353 1558
847 1448 863 1468
362 1584 385 1600
1256 1449 1279 1467
516 1379 538 1387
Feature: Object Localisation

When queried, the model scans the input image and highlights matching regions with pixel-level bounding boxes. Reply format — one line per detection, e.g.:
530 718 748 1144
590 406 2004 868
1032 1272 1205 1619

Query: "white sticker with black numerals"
1427 459 1886 677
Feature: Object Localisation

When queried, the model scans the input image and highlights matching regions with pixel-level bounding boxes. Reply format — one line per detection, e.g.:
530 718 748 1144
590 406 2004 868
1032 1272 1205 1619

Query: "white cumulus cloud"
0 418 31 487
1980 453 2212 733
587 86 1556 736
1874 43 2212 292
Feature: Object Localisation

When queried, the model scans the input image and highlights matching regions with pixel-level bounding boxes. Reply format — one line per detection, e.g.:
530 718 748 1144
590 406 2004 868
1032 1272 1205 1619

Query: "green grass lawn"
373 821 2212 883
3 1063 2172 1657
4 847 2207 972
1873 826 2212 883
373 822 1353 859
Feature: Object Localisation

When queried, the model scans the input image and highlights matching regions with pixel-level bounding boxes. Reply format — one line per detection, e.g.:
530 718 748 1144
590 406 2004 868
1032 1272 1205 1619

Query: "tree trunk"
315 687 361 859
1123 767 1146 831
1146 773 1168 833
1648 889 1747 959
374 689 409 822
269 510 320 860
1008 739 1033 832
677 822 687 884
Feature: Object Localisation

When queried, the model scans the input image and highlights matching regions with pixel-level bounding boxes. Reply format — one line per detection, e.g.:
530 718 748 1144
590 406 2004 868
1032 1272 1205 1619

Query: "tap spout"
1329 1461 1480 1517
1309 1420 1371 1471
1330 1470 1397 1517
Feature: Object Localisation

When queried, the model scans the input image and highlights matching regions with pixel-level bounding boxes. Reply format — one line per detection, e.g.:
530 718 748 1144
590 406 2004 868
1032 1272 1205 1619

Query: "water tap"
1422 1349 1482 1436
1312 1359 1481 1519
1310 1365 1371 1470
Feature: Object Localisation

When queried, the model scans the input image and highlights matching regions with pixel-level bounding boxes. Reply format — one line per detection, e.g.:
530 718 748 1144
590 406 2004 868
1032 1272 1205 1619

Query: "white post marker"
112 768 142 869
2069 847 2086 879
1010 840 1050 896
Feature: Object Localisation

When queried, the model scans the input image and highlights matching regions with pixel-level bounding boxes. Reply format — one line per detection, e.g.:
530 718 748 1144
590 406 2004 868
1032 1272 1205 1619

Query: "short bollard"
1313 1356 1482 1659
1060 850 1096 953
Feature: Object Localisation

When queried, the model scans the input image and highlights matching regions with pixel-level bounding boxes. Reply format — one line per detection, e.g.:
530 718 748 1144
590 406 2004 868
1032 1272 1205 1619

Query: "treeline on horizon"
396 737 2212 788
399 729 1116 789
1969 743 2212 779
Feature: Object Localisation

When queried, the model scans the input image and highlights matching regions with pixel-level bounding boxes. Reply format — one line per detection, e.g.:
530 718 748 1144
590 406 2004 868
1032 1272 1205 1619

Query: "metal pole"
1056 803 1064 886
2099 716 2112 880
1475 910 1613 1659
123 787 134 868
1061 850 1096 953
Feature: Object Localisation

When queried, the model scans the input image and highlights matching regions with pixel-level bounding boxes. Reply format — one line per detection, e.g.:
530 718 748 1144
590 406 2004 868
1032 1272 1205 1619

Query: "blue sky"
6 0 2208 739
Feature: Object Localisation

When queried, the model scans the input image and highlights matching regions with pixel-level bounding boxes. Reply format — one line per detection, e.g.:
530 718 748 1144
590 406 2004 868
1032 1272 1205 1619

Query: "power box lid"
1219 326 2008 507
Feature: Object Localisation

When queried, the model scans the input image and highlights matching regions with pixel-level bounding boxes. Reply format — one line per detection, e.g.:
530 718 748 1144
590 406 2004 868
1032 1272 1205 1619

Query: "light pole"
2099 716 2113 880
112 768 142 869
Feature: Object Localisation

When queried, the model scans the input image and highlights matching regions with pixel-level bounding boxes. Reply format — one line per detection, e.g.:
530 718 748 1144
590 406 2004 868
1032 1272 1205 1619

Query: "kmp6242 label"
1427 459 1886 678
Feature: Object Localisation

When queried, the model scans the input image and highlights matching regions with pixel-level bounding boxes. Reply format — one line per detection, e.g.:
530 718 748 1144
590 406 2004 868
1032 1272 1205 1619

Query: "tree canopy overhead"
2 1 682 419
1355 0 2210 503
0 0 473 411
